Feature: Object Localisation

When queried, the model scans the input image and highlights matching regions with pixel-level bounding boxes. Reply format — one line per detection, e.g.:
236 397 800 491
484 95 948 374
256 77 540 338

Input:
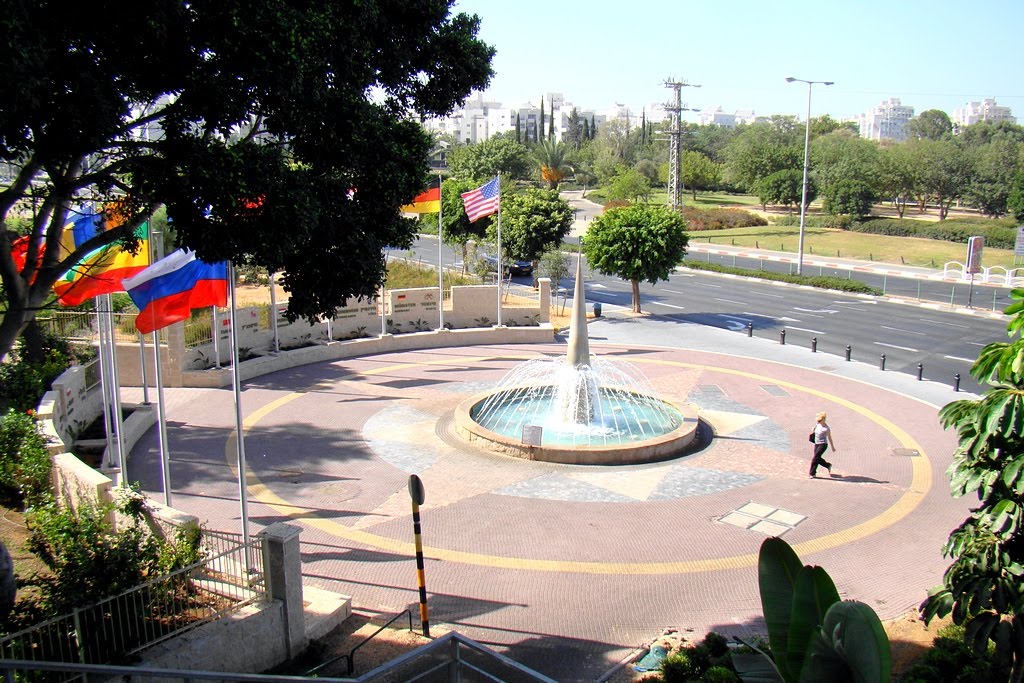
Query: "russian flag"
123 249 228 334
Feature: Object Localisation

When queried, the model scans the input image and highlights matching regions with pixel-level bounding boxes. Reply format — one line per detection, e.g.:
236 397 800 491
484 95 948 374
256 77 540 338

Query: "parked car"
481 254 533 276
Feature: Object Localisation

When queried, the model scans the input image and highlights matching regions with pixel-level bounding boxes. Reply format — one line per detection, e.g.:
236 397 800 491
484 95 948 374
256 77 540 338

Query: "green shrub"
660 651 697 683
0 331 75 413
0 410 52 510
851 217 1017 248
773 213 855 229
703 632 730 658
681 206 767 231
701 666 739 683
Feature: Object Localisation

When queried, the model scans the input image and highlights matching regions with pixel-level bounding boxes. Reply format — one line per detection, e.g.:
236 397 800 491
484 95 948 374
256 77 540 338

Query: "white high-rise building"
855 98 915 142
697 107 758 128
422 92 605 145
953 99 1016 127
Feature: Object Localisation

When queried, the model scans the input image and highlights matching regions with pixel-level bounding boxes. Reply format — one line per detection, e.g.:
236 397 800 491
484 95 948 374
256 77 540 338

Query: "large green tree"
493 188 573 269
581 204 688 313
922 288 1024 682
753 169 808 212
679 151 722 200
722 118 803 191
0 0 493 362
811 131 880 218
446 133 531 183
606 168 652 204
906 109 953 141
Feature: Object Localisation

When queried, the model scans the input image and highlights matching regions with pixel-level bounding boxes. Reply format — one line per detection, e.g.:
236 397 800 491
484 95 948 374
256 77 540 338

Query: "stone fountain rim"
453 388 701 466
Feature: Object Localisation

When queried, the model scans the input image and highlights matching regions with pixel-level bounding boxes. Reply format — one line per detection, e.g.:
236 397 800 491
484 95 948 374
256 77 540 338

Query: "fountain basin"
454 387 700 465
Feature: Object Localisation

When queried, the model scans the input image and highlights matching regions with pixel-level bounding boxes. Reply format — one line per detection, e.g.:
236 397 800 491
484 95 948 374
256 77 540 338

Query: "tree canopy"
493 189 573 264
581 204 688 313
0 0 494 360
446 134 531 182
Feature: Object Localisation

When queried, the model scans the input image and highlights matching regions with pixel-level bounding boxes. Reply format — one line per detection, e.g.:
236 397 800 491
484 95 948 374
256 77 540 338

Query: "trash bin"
593 302 602 318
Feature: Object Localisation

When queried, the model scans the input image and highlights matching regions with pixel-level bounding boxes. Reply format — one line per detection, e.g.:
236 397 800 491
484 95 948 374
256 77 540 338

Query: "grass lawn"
687 225 1018 270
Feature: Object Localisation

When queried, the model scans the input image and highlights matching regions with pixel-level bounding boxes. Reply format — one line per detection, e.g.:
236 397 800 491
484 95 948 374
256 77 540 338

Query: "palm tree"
531 139 572 190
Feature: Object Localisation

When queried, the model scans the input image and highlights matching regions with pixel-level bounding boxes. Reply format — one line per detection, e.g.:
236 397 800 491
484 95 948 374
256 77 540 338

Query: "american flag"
460 176 500 222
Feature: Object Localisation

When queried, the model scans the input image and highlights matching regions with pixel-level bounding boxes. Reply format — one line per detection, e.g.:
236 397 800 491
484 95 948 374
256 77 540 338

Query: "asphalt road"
391 236 1007 394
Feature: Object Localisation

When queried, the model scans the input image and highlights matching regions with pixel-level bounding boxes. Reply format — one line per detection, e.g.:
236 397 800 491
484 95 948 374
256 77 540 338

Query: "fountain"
454 257 700 465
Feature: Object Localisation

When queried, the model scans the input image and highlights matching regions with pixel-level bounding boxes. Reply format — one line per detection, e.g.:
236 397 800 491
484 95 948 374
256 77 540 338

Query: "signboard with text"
966 235 984 274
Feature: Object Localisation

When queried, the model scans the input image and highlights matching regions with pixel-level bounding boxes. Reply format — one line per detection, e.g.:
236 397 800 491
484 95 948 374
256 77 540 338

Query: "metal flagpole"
228 261 251 570
96 299 116 470
269 272 280 353
152 330 172 505
212 307 221 368
137 333 150 405
103 294 127 482
437 174 444 331
380 284 387 336
495 173 503 327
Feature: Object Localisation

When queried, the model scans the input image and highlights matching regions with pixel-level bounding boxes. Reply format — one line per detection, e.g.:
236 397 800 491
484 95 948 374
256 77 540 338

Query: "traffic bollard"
780 329 786 345
747 322 753 337
811 337 817 353
954 373 961 392
917 363 924 381
880 354 885 371
845 345 851 361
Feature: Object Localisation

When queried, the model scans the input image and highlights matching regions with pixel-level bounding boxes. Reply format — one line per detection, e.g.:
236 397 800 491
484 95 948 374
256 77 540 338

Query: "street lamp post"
785 76 833 276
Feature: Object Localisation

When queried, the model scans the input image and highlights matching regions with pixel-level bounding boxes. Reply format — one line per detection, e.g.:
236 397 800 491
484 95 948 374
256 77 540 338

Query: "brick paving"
128 316 971 681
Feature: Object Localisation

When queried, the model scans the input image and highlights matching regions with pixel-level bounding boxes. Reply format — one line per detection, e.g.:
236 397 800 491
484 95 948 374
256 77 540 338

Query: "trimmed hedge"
681 259 881 295
773 214 855 229
851 217 1017 249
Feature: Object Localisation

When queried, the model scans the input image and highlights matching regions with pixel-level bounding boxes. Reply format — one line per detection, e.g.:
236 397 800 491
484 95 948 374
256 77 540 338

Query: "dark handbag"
808 432 815 443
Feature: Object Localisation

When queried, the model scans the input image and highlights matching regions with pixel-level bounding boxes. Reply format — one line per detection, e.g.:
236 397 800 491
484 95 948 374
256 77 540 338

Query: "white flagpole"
380 284 387 336
212 306 221 368
96 300 116 470
495 173 503 327
152 329 172 505
138 333 150 405
437 174 444 331
269 272 280 353
228 261 251 568
104 295 127 481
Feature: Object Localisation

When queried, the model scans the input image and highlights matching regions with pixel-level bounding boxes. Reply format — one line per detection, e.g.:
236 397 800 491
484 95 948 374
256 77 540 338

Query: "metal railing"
0 534 264 668
36 311 139 345
0 632 556 683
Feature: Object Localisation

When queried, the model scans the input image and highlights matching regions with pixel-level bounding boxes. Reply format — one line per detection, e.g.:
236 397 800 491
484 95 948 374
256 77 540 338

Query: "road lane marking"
874 342 919 352
649 302 686 310
918 318 969 328
880 325 928 336
715 298 746 305
785 326 826 334
944 355 976 363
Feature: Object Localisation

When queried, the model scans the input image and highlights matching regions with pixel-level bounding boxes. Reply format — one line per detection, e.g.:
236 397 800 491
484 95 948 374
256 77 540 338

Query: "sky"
450 0 1023 123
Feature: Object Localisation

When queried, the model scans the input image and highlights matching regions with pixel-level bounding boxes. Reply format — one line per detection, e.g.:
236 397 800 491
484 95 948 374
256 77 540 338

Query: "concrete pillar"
260 522 307 658
537 278 551 323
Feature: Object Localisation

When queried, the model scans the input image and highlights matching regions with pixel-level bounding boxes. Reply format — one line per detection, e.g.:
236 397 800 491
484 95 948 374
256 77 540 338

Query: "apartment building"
953 98 1016 127
855 98 915 142
423 92 606 144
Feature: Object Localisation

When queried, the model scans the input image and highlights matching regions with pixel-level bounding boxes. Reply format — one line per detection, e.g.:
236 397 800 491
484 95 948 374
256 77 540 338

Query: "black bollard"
811 337 817 353
954 373 961 392
747 322 753 337
780 329 786 345
917 363 923 381
845 345 852 361
880 354 886 371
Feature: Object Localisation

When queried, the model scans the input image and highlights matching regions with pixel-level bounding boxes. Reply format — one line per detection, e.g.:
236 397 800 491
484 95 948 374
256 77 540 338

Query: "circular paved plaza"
131 318 968 681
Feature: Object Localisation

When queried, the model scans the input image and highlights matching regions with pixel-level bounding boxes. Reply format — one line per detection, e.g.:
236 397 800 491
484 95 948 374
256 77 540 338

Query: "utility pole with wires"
662 78 700 212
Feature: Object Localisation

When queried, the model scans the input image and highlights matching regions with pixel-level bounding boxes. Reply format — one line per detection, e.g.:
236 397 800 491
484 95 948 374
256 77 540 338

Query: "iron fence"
0 534 264 669
35 311 139 345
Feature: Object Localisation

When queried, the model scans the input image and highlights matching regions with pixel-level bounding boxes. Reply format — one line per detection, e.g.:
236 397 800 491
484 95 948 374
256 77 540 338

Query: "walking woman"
809 411 837 478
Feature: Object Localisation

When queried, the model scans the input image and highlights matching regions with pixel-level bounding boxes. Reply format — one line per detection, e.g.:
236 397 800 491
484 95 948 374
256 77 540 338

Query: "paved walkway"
127 315 974 681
